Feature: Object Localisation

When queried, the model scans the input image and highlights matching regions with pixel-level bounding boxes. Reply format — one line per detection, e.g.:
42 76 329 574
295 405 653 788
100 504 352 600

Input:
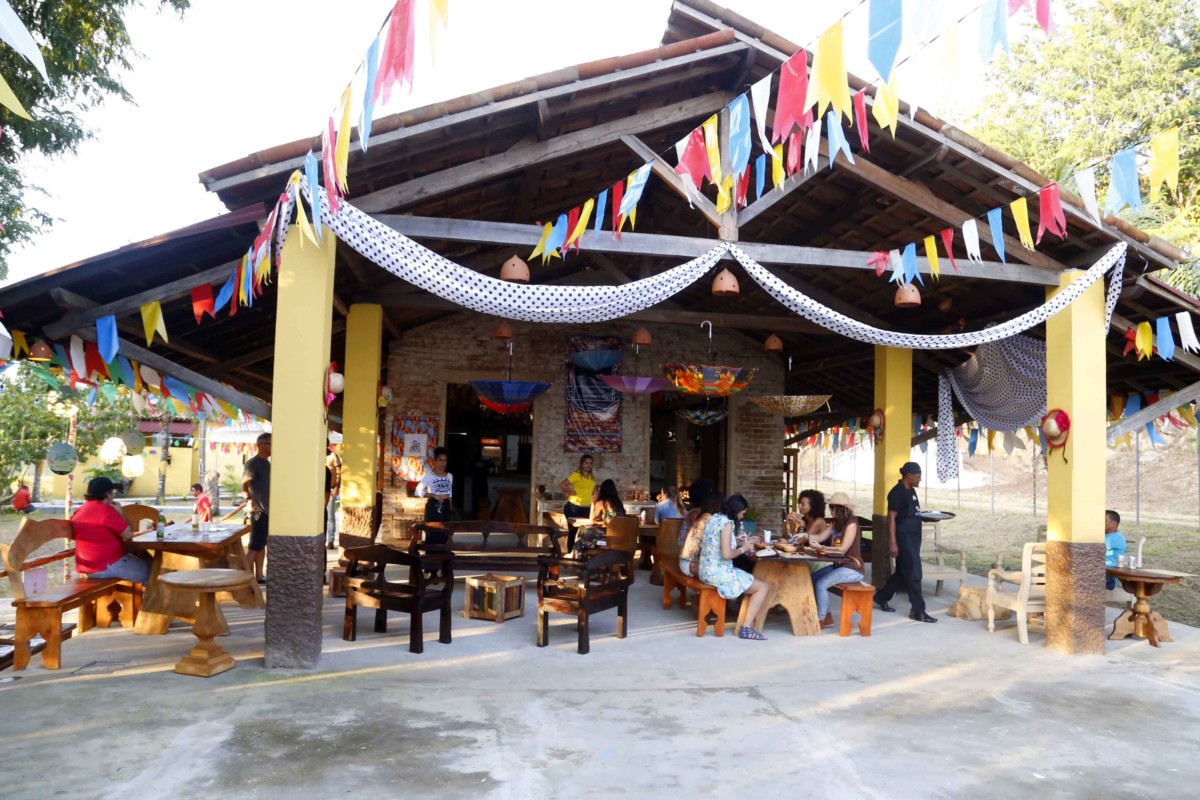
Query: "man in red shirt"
191 483 213 522
11 482 32 513
72 477 149 584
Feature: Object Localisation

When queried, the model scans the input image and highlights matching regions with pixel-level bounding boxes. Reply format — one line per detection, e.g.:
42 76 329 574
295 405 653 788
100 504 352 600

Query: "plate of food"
776 543 798 553
756 548 778 558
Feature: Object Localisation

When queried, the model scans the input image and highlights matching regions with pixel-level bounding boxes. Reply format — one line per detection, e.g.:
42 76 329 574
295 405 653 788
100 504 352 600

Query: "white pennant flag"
1176 311 1200 353
1075 167 1103 226
962 219 984 263
749 74 774 154
1003 431 1016 455
69 334 87 379
804 118 822 174
889 248 904 284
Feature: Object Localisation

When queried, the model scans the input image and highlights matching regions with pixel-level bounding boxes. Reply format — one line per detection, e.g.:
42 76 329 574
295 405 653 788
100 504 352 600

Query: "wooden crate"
327 567 348 597
464 573 525 622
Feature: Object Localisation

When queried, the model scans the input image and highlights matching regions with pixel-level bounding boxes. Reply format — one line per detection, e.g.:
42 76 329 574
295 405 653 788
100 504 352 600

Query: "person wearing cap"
874 462 936 623
72 477 149 584
809 492 865 629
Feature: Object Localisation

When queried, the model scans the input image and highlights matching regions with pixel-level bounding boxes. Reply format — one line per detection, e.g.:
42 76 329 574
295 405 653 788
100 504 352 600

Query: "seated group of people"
676 483 864 642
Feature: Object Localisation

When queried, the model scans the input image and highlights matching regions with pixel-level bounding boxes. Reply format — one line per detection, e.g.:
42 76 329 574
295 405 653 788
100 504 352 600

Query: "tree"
967 0 1200 290
0 0 189 279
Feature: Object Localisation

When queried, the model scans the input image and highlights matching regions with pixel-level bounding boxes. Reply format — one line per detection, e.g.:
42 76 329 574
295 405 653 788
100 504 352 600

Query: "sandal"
738 626 766 641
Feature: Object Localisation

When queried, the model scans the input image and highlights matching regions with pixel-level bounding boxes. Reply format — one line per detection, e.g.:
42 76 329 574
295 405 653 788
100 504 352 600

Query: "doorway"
444 382 533 517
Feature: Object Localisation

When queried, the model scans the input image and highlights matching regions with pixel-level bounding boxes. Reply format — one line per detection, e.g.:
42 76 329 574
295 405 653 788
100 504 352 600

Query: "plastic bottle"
156 511 166 540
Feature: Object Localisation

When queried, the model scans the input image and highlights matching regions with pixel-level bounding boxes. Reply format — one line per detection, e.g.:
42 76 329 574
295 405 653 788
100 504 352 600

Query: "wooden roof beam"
621 134 723 231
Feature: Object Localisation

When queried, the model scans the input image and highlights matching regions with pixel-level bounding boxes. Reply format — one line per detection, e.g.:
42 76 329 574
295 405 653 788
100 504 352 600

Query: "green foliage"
967 0 1200 287
0 0 189 278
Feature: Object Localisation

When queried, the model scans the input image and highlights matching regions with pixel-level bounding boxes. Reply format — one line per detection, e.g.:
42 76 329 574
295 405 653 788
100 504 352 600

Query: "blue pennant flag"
902 242 923 285
727 94 752 177
1104 147 1143 214
96 315 119 363
968 427 979 457
545 213 569 254
359 35 380 153
1157 317 1176 361
115 355 137 388
305 152 324 239
243 250 255 308
594 189 608 234
867 0 903 82
826 110 856 168
986 207 1006 263
618 163 653 219
163 376 191 401
214 270 236 314
978 0 1009 63
86 388 97 408
53 343 69 371
754 154 766 200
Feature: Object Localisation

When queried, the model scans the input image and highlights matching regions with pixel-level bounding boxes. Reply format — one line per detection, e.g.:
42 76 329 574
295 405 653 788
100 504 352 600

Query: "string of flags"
0 0 48 120
1123 311 1200 363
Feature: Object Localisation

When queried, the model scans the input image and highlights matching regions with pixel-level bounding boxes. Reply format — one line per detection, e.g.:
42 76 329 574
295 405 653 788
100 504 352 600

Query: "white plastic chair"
986 542 1047 645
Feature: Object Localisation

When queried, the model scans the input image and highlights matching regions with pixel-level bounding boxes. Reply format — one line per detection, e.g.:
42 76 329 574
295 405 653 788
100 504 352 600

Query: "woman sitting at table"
794 489 829 543
808 492 865 629
680 491 721 577
72 477 149 584
699 493 770 640
654 485 685 524
574 479 625 554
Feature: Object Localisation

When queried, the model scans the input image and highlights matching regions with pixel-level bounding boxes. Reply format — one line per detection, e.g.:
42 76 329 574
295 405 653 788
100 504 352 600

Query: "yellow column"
1045 270 1106 654
265 224 336 669
340 304 383 543
871 346 912 589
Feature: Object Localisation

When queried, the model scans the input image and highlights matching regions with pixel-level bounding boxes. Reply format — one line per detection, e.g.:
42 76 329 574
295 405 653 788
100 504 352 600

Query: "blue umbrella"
569 349 624 371
470 380 552 405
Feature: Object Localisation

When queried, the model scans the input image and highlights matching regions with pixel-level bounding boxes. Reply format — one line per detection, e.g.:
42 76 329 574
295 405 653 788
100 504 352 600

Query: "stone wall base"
265 533 324 669
1046 540 1106 655
870 514 893 590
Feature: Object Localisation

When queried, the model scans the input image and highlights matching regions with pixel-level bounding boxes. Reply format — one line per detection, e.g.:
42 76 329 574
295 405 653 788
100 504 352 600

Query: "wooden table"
1107 566 1188 647
737 552 848 636
159 569 254 677
127 523 263 635
493 488 528 524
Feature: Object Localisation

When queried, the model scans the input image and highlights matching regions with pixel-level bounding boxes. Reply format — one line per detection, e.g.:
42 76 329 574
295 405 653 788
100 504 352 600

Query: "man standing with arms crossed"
874 461 937 623
242 433 271 584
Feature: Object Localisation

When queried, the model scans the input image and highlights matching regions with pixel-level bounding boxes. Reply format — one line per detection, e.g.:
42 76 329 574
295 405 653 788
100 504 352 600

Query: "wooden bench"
412 520 564 574
828 582 873 637
656 522 727 637
0 518 141 670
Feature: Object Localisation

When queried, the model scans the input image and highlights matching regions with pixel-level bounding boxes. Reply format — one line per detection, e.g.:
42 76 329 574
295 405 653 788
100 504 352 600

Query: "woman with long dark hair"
415 447 453 522
698 493 770 640
809 492 865 629
679 491 722 577
588 478 626 524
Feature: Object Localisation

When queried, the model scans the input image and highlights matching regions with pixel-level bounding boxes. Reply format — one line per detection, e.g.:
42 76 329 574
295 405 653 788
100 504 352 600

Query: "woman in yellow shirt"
559 454 596 551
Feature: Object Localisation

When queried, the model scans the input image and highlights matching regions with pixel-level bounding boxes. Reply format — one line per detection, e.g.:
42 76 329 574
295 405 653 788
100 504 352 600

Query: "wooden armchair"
920 520 967 596
536 549 632 654
342 543 455 654
986 542 1047 645
123 503 159 532
604 515 640 582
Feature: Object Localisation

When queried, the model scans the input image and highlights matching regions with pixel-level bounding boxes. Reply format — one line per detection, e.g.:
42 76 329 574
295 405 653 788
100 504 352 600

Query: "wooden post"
341 304 384 543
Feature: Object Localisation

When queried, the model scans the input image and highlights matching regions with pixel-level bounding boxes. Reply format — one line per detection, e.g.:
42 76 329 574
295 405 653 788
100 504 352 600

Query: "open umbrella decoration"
469 339 551 413
748 395 832 417
663 320 757 396
676 405 729 426
569 349 624 371
598 328 674 395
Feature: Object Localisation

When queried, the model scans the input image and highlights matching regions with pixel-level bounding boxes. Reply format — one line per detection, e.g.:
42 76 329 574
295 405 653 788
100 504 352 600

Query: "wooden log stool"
159 569 253 677
833 582 874 638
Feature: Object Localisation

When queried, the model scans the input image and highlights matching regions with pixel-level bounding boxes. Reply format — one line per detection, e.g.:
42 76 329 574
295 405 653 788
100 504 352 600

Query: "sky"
1 0 1002 285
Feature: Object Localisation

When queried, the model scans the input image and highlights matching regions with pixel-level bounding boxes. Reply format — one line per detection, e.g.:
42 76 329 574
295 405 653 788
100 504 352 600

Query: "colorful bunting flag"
322 119 342 215
986 207 1006 262
727 94 752 177
826 111 855 167
902 241 922 285
1176 312 1200 353
69 335 86 379
940 228 961 274
808 21 852 121
359 35 381 153
1104 147 1142 214
786 131 802 176
754 153 766 200
618 162 653 227
979 0 1009 63
867 0 903 82
674 128 710 189
305 153 324 240
96 315 119 363
594 189 607 235
1074 167 1102 226
140 301 168 346
872 74 901 136
749 75 773 153
735 168 751 208
1157 317 1176 361
852 89 870 152
867 251 889 277
1135 321 1154 360
962 219 984 263
888 248 904 283
804 119 822 174
772 143 785 189
610 180 624 238
1010 196 1035 250
923 235 940 279
1036 182 1068 243
772 50 811 143
1149 127 1180 203
565 197 594 250
214 270 236 315
372 0 416 105
701 115 722 184
334 87 353 194
429 0 449 59
0 72 31 120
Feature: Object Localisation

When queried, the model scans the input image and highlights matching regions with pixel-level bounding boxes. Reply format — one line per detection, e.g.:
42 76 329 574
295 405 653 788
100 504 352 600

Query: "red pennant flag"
786 132 802 176
323 118 342 215
1123 327 1138 356
371 0 416 105
772 50 813 143
1037 182 1068 243
191 285 215 324
852 89 870 153
867 251 889 277
565 206 580 253
675 128 711 189
735 168 751 208
610 179 624 240
939 228 962 274
84 341 109 379
229 260 242 318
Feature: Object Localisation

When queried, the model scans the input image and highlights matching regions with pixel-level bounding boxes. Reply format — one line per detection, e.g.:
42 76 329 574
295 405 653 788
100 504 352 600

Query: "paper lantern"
100 436 127 464
499 255 530 283
895 283 922 308
711 268 740 297
492 321 514 340
47 443 79 475
764 334 783 353
121 454 145 478
632 328 653 347
120 429 145 455
29 340 53 361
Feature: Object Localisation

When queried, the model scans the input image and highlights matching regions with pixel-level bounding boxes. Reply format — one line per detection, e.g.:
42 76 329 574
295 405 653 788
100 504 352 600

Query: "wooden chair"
986 542 1047 645
536 549 631 654
342 543 454 654
123 503 159 532
0 518 140 670
604 515 640 582
920 520 967 596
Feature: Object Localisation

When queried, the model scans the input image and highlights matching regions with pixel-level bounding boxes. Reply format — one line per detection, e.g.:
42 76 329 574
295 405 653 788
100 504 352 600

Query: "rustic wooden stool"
159 569 254 677
465 573 526 622
836 582 874 638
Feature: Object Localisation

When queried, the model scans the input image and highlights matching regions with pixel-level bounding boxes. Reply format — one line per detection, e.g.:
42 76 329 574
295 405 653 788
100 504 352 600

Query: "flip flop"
738 626 766 640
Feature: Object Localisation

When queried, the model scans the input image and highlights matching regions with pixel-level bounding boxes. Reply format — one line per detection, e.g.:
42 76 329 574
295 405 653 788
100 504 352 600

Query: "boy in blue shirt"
1105 509 1126 590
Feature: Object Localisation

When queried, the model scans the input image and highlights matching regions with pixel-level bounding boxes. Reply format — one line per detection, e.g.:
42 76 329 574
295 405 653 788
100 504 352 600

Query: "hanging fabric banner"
852 89 870 152
962 218 984 263
872 75 901 136
923 235 940 279
359 35 381 153
1105 147 1143 214
754 153 766 200
702 114 722 185
140 301 168 346
1010 196 1035 250
727 94 752 177
96 315 119 363
750 74 774 154
939 228 961 274
826 111 855 167
986 207 1006 262
373 0 417 105
979 0 1009 63
1176 311 1200 353
1157 317 1176 361
675 127 711 190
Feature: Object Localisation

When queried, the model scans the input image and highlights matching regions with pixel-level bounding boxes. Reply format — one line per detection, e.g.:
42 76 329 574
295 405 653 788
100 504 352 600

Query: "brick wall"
382 312 785 525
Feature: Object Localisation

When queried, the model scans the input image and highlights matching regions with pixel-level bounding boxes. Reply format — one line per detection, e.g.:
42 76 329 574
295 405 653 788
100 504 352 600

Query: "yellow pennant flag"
941 20 960 96
0 71 31 120
1010 196 1035 250
565 198 595 248
429 0 449 61
1110 394 1126 420
237 253 250 306
1149 126 1180 202
986 429 995 452
771 143 785 189
216 398 240 420
807 20 852 121
11 329 28 357
923 235 940 279
335 87 353 193
1024 426 1039 445
702 114 722 184
1178 404 1197 427
872 74 900 136
289 171 319 246
140 301 168 346
715 175 734 214
1135 321 1154 359
529 221 552 263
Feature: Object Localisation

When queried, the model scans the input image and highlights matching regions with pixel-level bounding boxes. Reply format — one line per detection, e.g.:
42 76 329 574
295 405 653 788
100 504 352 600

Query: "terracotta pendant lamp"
711 267 740 297
28 340 53 361
764 333 783 352
499 255 530 283
492 321 514 340
895 283 922 308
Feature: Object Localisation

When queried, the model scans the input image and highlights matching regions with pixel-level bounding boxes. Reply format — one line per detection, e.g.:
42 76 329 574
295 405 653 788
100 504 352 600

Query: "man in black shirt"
241 433 271 584
874 461 936 623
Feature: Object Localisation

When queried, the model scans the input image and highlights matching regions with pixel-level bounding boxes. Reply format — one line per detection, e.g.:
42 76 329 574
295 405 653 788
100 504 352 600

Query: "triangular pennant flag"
140 301 168 346
902 241 923 285
1123 327 1138 357
1036 182 1068 243
772 143 785 189
888 248 904 284
674 128 711 189
867 0 904 81
808 21 852 121
786 131 802 176
618 162 653 224
335 87 353 193
372 0 417 105
872 74 901 136
594 189 607 235
1104 147 1143 214
749 74 774 154
852 89 870 152
190 285 214 325
1175 311 1200 353
979 0 1009 63
214 269 236 314
304 153 324 240
962 219 984 263
701 115 722 184
772 50 812 142
939 229 961 274
69 335 87 379
825 111 855 167
0 320 13 361
1149 127 1180 203
545 214 568 258
867 251 889 277
0 71 32 120
1074 167 1102 226
1157 317 1176 361
715 175 734 214
735 168 751 208
803 120 822 174
359 35 380 153
968 427 979 457
727 94 752 177
565 198 595 250
610 180 624 239
322 119 343 215
529 222 552 263
563 206 580 255
754 153 766 200
986 207 1006 262
96 316 119 363
923 235 940 279
10 328 26 357
1135 321 1154 360
1010 196 1035 250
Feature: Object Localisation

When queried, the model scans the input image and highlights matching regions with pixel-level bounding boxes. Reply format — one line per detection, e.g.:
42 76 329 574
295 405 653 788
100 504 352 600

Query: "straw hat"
1041 409 1070 448
827 491 853 510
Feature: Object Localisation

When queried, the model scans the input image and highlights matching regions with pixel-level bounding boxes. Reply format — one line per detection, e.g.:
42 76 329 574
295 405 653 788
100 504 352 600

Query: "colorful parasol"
676 407 728 426
470 380 551 405
662 364 757 396
569 349 624 371
479 397 532 415
748 395 832 417
599 375 674 395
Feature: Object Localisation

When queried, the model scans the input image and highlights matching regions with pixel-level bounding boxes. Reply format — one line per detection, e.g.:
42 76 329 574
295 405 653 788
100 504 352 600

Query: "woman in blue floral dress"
699 493 771 640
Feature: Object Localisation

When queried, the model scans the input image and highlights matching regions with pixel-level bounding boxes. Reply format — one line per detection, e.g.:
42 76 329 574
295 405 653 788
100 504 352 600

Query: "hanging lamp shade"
763 334 783 352
569 349 624 371
492 321 514 340
632 328 653 347
895 283 922 308
499 255 530 283
28 340 53 361
120 429 145 455
711 268 740 297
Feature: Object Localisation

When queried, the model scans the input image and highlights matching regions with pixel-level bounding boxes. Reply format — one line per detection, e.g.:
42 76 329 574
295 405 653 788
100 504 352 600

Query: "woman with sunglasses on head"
808 492 865 629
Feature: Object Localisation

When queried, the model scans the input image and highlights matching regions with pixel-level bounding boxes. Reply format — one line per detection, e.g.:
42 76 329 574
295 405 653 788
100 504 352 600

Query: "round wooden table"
1106 566 1182 647
159 569 255 677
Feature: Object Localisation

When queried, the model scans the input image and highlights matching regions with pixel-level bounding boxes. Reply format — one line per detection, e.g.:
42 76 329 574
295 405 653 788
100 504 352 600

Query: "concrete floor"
3 567 1199 800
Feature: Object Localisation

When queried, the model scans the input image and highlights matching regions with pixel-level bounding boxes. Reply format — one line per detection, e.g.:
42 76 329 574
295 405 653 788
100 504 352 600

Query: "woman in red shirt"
72 477 148 584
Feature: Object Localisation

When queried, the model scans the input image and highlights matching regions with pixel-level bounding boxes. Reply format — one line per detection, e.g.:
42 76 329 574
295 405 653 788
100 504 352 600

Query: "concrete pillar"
871 346 912 590
340 304 383 548
265 224 336 668
1045 270 1106 655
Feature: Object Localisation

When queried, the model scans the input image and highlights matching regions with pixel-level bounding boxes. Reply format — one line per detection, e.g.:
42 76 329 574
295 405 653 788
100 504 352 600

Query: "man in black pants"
874 462 937 623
